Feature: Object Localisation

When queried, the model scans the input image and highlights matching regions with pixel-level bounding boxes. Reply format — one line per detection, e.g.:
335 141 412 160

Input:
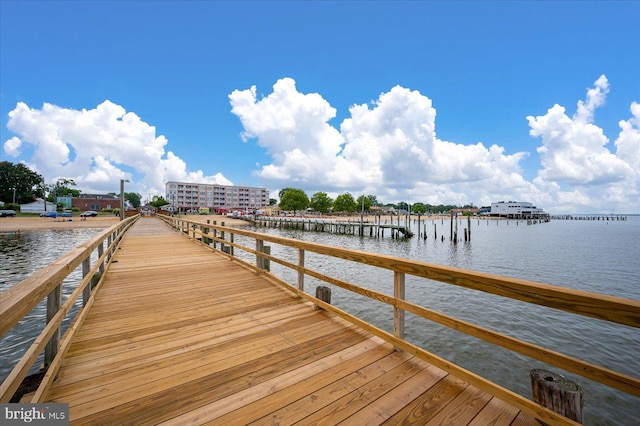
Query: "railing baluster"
256 239 264 270
82 258 91 306
44 285 62 368
298 249 305 292
394 271 405 341
98 242 104 274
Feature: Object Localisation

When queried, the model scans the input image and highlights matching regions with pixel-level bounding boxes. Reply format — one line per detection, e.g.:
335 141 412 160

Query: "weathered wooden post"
98 242 105 274
256 239 270 271
263 246 271 271
453 213 458 243
450 211 454 241
82 257 91 306
220 221 225 253
203 220 211 245
107 234 112 263
44 285 62 368
530 369 583 424
315 286 331 310
212 221 217 249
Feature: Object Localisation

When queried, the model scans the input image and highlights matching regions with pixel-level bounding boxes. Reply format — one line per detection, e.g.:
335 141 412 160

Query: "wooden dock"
37 218 538 424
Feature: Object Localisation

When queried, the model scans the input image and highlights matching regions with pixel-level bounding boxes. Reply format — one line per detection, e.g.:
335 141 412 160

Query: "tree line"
0 161 144 210
276 187 477 214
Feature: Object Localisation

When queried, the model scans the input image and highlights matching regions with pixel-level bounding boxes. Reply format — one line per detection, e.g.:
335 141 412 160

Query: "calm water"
1 218 638 424
0 228 103 390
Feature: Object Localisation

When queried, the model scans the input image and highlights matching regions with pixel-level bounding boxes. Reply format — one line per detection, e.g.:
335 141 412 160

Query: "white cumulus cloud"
528 75 633 185
3 100 232 195
230 79 531 206
526 75 639 212
230 76 639 213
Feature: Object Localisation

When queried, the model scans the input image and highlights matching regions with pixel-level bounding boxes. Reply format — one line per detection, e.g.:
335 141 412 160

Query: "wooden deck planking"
41 217 537 425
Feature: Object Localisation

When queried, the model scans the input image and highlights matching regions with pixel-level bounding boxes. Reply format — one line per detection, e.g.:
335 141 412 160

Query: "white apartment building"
165 181 269 213
489 201 548 218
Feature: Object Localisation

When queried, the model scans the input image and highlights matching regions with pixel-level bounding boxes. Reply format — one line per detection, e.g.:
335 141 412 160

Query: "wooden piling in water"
530 369 583 424
315 286 331 310
450 212 454 241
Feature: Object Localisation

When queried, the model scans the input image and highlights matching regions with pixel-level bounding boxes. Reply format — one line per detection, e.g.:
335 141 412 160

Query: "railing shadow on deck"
161 214 639 425
0 215 139 402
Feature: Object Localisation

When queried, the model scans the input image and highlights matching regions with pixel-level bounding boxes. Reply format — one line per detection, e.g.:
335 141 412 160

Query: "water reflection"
1 228 103 384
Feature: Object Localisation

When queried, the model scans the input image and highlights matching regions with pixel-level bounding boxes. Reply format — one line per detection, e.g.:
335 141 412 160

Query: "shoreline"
0 213 484 233
0 216 122 233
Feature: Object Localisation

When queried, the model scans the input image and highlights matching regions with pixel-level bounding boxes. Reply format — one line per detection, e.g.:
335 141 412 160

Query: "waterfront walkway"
40 217 538 424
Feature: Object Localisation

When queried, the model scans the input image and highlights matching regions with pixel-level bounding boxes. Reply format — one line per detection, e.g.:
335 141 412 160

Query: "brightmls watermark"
1 403 68 425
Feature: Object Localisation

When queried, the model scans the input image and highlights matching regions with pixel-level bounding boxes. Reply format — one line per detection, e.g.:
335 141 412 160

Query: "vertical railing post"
263 246 270 271
213 221 217 249
98 241 104 274
394 271 405 343
204 220 210 245
256 239 264 270
82 257 91 306
298 249 305 292
230 233 234 256
106 234 112 263
220 222 226 253
44 284 62 368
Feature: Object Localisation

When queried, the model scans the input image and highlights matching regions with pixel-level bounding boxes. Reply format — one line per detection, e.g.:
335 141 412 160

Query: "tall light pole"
11 187 16 205
120 179 129 221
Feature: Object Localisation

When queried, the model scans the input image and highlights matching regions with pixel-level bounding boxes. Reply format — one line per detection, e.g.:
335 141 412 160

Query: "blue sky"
1 1 639 213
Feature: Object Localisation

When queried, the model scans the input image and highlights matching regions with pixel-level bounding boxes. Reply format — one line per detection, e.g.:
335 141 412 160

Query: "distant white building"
20 198 57 213
489 201 548 218
165 181 269 214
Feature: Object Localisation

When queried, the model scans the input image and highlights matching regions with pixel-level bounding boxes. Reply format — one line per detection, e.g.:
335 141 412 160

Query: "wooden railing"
161 215 640 425
0 215 139 402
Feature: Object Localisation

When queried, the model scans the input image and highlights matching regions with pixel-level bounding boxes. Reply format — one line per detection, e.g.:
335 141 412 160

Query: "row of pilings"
244 213 550 242
550 214 627 221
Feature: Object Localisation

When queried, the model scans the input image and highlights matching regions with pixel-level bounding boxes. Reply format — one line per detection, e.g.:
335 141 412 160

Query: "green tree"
150 196 170 208
55 186 81 197
0 161 44 204
279 188 309 211
309 192 333 213
355 195 373 212
333 192 357 212
125 192 142 208
412 203 427 214
49 178 77 199
278 188 295 200
269 198 278 206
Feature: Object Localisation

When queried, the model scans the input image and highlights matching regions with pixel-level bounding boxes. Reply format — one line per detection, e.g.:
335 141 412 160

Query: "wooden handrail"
159 214 640 401
167 216 640 327
0 215 138 402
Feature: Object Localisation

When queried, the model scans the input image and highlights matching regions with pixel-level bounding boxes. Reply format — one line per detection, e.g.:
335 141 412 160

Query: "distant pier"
249 216 414 238
551 214 627 221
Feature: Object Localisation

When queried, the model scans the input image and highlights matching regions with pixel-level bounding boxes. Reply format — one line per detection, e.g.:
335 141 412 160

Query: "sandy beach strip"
0 216 122 233
0 214 252 233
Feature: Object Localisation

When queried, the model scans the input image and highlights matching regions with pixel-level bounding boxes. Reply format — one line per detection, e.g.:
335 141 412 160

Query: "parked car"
59 212 72 218
40 211 58 217
0 209 16 217
80 211 98 217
